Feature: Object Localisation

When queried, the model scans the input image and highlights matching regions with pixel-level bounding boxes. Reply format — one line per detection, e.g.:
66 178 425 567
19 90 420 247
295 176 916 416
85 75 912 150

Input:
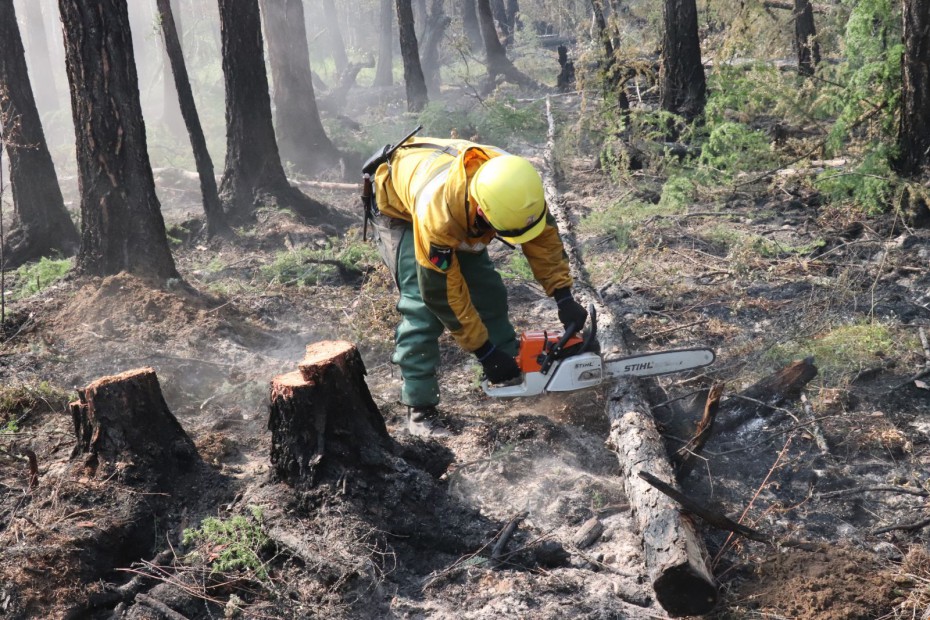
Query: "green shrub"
499 252 535 281
417 97 547 148
10 257 72 299
699 122 774 174
182 506 271 579
0 381 73 430
261 236 380 286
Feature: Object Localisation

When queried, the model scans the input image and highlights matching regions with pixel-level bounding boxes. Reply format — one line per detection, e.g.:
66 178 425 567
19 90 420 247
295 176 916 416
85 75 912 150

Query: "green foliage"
417 97 547 148
261 235 380 286
816 145 899 214
182 506 270 580
499 252 535 281
658 175 695 211
10 258 72 300
769 321 908 380
699 122 775 175
581 197 683 250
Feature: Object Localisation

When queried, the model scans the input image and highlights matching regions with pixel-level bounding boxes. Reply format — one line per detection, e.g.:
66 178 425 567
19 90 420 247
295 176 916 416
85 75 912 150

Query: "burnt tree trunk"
660 0 706 121
70 368 198 487
505 0 520 38
58 0 178 279
260 0 340 176
0 0 79 269
269 341 392 485
556 44 575 92
20 0 58 112
421 0 452 94
461 0 483 51
374 0 395 86
490 0 509 44
396 0 430 112
794 0 820 76
592 0 629 110
322 0 349 74
217 0 328 221
715 358 819 433
476 0 538 92
159 0 185 136
156 0 230 238
895 0 930 177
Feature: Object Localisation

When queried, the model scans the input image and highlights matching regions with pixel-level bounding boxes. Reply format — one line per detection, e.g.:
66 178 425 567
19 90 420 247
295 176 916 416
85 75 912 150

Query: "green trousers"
373 216 517 407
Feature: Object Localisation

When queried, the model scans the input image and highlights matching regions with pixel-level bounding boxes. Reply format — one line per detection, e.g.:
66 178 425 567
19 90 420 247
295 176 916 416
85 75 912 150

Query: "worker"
364 136 587 433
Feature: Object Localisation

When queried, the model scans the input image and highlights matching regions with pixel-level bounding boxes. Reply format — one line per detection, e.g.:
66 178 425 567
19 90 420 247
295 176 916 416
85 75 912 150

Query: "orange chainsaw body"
517 330 584 373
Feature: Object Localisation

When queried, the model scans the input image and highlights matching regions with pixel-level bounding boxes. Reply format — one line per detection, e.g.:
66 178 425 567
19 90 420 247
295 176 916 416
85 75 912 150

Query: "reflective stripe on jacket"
373 137 572 351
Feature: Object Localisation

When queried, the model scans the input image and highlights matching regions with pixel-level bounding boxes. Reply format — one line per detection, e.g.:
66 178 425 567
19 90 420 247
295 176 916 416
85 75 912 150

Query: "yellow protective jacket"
373 137 572 352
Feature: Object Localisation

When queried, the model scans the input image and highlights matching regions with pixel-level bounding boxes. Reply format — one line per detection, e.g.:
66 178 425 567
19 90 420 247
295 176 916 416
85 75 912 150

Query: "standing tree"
461 0 482 51
322 0 349 74
659 0 706 121
260 0 340 176
19 0 58 112
420 0 452 94
396 0 430 112
58 0 178 279
794 0 820 76
476 0 538 92
156 0 230 237
592 0 629 110
0 0 78 269
894 0 930 177
159 0 186 136
217 0 327 221
374 0 394 86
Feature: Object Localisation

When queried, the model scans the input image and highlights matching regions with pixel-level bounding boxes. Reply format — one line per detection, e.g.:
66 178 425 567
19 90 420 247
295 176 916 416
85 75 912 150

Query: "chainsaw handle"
539 304 598 375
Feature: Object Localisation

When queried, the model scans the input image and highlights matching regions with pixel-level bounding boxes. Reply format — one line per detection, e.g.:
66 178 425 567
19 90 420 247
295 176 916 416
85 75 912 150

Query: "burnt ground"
1 92 929 619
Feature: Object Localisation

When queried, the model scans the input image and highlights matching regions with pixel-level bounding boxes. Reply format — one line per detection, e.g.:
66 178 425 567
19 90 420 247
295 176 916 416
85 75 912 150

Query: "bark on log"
716 357 818 433
69 368 198 487
544 98 716 617
269 341 391 485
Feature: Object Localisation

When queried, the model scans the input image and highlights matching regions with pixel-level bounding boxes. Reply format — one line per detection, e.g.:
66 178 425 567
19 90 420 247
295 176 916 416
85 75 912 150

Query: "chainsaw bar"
601 348 716 379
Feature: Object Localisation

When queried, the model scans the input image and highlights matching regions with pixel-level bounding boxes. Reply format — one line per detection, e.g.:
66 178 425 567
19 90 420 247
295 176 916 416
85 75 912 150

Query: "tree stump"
269 341 391 485
69 368 198 487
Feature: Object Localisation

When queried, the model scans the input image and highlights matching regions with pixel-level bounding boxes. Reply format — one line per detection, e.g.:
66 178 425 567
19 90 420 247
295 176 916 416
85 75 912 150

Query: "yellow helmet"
469 155 547 244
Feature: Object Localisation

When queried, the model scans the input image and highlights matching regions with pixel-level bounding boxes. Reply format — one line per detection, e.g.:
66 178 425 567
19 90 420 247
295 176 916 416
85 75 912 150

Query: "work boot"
407 405 452 437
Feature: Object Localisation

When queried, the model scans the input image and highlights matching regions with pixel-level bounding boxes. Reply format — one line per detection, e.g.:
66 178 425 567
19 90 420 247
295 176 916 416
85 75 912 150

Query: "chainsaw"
482 306 715 397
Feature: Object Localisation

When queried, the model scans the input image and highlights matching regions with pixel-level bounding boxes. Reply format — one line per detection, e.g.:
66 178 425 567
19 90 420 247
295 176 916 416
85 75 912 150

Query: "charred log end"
653 563 718 617
70 368 199 486
270 341 392 486
745 357 818 402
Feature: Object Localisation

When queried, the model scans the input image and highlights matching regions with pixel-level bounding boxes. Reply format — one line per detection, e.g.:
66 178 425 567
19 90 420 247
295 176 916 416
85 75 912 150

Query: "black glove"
474 341 521 384
553 287 588 333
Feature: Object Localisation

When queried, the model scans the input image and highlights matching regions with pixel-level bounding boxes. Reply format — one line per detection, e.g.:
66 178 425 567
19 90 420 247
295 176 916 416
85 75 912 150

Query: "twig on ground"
873 515 930 536
820 486 929 499
491 511 528 568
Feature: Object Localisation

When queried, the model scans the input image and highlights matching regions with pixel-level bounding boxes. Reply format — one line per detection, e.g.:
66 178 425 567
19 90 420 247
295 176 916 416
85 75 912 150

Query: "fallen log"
716 357 818 433
268 341 391 485
293 180 358 192
544 97 717 617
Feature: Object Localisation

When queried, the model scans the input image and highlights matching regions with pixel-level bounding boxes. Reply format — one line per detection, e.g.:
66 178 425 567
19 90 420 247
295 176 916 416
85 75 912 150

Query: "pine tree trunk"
217 0 327 221
794 0 820 77
396 0 430 112
0 0 79 269
476 0 537 91
659 0 706 121
322 0 349 74
260 0 340 176
374 0 395 86
895 0 930 177
160 0 186 136
490 0 509 44
461 0 482 51
20 0 58 112
58 0 178 279
421 0 451 94
156 0 230 237
592 0 629 110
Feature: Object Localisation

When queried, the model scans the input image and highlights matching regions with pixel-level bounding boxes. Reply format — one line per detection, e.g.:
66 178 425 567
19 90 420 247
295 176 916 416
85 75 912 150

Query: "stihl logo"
624 361 654 372
574 361 596 369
